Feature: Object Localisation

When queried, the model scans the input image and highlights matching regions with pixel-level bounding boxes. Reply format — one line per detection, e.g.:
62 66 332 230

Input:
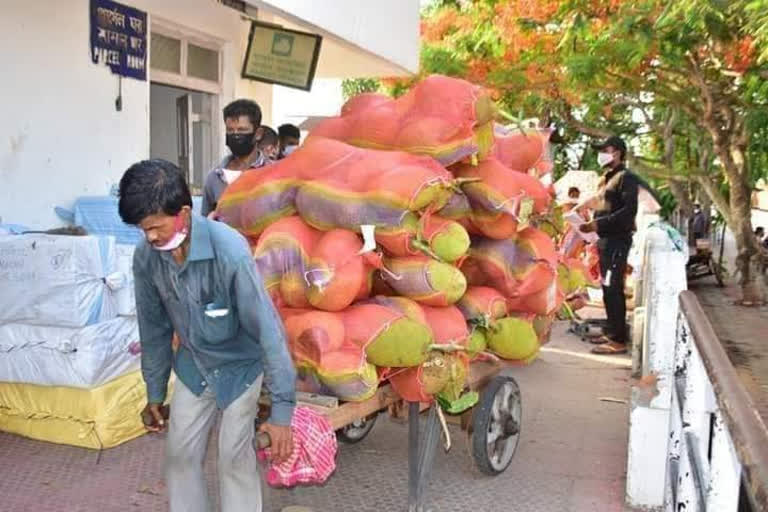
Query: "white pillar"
626 225 688 510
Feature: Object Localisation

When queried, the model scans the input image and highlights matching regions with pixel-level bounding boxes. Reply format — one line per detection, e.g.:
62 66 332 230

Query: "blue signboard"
90 0 147 81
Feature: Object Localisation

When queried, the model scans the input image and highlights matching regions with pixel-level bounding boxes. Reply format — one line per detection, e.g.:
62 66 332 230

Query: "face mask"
152 214 188 252
282 145 298 156
597 152 614 167
221 169 243 184
226 132 256 157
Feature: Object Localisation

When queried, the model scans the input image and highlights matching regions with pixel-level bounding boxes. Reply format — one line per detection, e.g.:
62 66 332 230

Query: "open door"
176 94 194 184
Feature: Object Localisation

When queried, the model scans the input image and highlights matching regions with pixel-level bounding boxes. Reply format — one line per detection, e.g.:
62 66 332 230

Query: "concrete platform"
0 321 637 512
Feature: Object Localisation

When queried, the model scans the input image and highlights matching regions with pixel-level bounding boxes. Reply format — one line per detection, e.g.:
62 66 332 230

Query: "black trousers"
598 237 632 343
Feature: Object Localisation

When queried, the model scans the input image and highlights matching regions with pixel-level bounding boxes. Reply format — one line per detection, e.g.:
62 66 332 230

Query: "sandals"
589 335 614 345
591 342 628 355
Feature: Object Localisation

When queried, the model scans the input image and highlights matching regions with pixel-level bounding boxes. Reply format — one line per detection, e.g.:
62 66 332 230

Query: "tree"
408 0 768 303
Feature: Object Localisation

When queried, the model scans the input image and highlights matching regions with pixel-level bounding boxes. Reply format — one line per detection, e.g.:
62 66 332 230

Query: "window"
187 44 219 82
149 27 222 93
150 33 181 74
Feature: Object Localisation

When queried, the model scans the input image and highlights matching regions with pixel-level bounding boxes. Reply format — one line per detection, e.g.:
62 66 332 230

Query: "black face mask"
226 132 256 157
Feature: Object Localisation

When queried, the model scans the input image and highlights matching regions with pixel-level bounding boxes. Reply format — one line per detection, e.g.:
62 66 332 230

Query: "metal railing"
670 292 768 512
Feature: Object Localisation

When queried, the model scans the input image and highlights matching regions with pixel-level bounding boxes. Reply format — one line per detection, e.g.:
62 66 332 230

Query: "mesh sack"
380 255 467 306
486 315 540 364
253 216 322 306
457 286 509 324
491 126 554 177
466 227 557 299
304 230 366 312
342 303 432 368
311 75 496 166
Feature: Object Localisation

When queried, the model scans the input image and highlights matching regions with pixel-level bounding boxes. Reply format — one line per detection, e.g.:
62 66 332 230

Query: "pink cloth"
258 406 338 487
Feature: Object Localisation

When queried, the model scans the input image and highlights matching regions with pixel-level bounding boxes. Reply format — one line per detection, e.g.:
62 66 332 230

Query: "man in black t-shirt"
580 136 639 355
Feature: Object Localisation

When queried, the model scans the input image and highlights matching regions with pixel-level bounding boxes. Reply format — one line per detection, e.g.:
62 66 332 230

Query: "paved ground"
690 279 768 425
0 321 636 512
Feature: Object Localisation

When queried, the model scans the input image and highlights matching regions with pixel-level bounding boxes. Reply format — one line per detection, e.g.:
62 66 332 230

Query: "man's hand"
141 403 168 433
259 423 293 463
579 221 597 234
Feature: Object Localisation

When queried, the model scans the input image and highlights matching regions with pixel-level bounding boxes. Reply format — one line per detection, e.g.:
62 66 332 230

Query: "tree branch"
695 174 733 226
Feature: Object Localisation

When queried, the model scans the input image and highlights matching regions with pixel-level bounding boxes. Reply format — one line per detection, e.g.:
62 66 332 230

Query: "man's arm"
596 173 639 235
234 257 296 426
134 256 174 404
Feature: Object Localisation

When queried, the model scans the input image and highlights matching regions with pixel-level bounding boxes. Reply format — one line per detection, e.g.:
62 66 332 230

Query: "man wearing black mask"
580 136 639 355
202 99 268 217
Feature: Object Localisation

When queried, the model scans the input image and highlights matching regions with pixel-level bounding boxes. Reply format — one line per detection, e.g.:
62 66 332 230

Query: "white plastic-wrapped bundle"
115 243 136 316
0 234 125 327
0 316 140 388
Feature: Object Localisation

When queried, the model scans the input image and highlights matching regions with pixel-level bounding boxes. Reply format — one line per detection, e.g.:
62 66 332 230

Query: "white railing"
626 219 768 511
669 293 768 512
669 296 742 511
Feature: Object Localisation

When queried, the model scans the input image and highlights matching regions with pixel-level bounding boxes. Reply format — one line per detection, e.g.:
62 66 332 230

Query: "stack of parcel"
0 229 150 449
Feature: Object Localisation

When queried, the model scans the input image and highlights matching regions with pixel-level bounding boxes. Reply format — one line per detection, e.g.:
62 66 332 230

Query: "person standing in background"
277 123 301 159
202 99 267 217
579 136 639 355
257 126 280 162
691 203 709 242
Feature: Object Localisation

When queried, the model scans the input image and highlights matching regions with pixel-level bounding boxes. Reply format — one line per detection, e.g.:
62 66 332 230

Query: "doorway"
150 83 216 193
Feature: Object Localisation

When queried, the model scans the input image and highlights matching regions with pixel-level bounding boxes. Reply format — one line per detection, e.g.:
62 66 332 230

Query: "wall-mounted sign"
90 0 147 81
242 21 322 91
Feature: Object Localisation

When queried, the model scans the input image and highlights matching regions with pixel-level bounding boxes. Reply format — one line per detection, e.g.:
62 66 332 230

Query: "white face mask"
222 169 243 185
597 152 614 167
283 145 298 156
151 215 189 252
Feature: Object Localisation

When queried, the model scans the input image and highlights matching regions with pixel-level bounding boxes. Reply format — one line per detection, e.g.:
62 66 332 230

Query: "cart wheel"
471 375 522 475
337 413 378 444
710 259 725 287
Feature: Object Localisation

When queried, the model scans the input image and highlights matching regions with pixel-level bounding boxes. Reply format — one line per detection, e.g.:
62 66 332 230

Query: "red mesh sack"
363 296 429 324
216 164 300 238
280 308 377 402
467 227 558 299
341 303 432 368
293 141 453 234
253 216 322 305
311 75 496 166
492 126 554 177
380 255 467 306
454 158 551 239
304 230 366 312
457 286 509 324
506 278 564 316
388 305 470 404
375 213 470 264
341 92 393 116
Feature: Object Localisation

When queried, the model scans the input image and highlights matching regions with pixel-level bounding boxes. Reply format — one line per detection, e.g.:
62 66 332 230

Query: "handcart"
257 358 522 512
686 239 724 286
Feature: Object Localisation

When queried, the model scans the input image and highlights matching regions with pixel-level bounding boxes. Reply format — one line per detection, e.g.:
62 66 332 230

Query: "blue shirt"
133 212 295 425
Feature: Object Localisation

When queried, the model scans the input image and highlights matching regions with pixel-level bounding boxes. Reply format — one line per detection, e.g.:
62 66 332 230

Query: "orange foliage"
724 37 755 74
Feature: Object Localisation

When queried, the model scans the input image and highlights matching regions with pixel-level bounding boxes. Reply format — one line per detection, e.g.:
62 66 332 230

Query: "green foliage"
341 78 381 101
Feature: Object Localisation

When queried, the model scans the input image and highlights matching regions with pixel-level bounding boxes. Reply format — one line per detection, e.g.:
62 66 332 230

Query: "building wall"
0 0 149 228
0 0 417 229
0 0 273 229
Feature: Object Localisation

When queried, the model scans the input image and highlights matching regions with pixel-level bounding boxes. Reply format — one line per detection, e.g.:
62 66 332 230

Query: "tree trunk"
728 177 763 303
